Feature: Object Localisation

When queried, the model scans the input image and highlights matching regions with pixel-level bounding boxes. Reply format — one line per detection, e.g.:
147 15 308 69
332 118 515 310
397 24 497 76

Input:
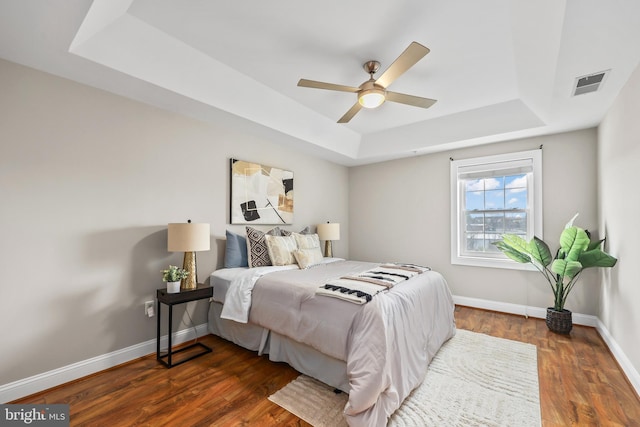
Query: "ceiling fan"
297 41 437 123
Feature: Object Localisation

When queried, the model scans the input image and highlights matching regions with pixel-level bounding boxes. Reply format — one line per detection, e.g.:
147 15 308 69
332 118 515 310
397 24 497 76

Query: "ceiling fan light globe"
358 89 385 108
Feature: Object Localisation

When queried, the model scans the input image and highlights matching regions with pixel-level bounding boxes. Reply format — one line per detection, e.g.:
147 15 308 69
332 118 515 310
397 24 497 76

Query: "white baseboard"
452 295 599 326
453 295 640 397
0 323 209 403
595 319 640 397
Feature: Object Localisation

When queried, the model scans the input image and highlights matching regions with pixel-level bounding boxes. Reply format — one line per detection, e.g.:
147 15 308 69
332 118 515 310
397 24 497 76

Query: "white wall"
0 58 349 387
349 129 599 314
598 62 640 378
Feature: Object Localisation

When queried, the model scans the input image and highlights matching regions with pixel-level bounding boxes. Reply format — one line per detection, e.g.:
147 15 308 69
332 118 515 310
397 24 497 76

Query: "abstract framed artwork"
229 158 294 224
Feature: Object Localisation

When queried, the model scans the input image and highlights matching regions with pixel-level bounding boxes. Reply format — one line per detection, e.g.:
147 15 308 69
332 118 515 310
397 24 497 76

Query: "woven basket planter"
546 308 573 334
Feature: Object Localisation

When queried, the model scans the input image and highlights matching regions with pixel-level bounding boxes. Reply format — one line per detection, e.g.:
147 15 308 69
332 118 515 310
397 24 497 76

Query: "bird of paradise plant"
493 214 617 311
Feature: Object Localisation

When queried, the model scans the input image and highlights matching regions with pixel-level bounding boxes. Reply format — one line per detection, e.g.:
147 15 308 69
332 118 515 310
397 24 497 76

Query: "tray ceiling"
1 0 639 165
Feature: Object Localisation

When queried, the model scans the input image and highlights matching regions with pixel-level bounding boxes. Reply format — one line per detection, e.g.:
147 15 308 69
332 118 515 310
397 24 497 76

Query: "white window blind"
457 158 534 179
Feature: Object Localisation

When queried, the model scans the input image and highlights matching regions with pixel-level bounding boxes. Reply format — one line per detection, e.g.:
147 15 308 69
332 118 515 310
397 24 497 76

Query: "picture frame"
229 158 294 224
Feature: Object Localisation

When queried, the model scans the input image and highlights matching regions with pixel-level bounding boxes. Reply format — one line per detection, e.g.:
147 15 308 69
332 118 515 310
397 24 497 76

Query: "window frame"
450 149 543 270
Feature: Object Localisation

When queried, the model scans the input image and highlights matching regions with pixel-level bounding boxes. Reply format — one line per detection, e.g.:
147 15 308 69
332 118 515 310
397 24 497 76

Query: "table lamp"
167 220 210 290
317 222 340 257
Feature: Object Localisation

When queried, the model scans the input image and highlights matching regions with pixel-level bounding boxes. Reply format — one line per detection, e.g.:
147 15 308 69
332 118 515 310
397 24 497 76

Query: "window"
450 149 542 269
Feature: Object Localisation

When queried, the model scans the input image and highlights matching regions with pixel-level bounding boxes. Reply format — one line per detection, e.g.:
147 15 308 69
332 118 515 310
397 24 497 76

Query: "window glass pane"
505 212 527 234
505 189 526 209
485 212 504 232
461 175 526 251
485 190 504 210
465 233 505 253
505 174 527 189
484 233 503 252
465 191 484 211
465 233 485 252
465 179 484 191
465 213 484 232
484 176 504 190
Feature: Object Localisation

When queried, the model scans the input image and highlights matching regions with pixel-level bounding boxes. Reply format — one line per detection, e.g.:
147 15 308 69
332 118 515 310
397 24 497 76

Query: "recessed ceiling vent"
573 70 609 96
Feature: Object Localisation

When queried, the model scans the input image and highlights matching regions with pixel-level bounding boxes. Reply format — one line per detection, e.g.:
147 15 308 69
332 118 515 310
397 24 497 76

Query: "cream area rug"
268 329 541 426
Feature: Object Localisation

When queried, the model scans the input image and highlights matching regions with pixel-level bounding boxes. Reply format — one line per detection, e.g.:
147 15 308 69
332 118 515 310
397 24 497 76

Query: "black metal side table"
156 283 213 368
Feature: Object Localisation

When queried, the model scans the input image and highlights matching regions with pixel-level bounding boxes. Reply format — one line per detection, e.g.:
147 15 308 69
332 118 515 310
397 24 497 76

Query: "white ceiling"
1 0 639 166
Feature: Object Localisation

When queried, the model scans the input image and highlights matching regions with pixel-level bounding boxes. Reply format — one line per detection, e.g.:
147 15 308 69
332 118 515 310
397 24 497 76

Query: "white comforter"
221 260 456 427
220 264 299 323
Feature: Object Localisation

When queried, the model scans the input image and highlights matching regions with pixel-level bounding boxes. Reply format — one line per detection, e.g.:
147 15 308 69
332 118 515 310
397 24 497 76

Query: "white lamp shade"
316 223 340 241
167 223 210 252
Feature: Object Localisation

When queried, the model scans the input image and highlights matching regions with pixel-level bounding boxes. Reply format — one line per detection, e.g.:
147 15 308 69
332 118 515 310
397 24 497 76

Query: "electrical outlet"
144 301 154 317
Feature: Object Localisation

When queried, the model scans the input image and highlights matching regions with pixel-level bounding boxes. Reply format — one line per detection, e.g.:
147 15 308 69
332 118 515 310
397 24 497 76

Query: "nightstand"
156 283 213 368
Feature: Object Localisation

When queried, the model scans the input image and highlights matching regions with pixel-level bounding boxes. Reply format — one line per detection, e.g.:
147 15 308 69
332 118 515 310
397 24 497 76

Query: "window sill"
451 255 538 271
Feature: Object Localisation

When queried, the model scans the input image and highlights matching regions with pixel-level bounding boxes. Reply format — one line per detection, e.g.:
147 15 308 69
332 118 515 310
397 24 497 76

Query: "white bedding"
219 265 297 322
217 258 342 322
210 267 244 303
212 259 455 427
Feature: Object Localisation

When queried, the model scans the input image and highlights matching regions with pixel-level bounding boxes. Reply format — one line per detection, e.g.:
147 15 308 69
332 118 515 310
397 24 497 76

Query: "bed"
208 251 456 427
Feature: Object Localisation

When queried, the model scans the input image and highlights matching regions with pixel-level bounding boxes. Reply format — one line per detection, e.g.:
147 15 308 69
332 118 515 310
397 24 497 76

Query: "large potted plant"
493 214 617 334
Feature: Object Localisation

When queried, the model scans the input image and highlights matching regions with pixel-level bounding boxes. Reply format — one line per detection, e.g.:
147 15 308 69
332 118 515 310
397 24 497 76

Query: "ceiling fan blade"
375 42 430 89
386 91 437 109
297 79 360 93
337 102 363 123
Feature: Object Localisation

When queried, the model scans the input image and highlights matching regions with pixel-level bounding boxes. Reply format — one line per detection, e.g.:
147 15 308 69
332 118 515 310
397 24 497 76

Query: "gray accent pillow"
224 230 248 268
281 226 311 236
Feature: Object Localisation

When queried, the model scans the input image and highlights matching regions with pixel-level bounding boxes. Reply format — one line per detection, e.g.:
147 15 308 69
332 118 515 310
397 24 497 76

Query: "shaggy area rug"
268 329 541 426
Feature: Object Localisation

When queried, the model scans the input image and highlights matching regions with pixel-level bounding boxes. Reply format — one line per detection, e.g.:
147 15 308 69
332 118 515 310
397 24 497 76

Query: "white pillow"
265 234 298 266
293 247 324 269
293 232 320 250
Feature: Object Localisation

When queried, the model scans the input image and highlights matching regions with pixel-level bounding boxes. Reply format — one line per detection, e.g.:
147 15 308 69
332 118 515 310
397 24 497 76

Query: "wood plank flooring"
12 306 640 426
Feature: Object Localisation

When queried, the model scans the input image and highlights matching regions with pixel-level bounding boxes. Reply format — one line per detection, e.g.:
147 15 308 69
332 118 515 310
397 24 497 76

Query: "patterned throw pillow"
265 235 298 266
246 226 282 267
293 232 320 250
293 247 324 269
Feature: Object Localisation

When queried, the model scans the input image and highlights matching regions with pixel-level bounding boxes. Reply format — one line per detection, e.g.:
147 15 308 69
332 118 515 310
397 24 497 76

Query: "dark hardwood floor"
12 306 640 426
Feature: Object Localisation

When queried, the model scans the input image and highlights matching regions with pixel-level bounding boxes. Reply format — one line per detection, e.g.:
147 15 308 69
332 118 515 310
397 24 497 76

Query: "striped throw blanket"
316 263 431 304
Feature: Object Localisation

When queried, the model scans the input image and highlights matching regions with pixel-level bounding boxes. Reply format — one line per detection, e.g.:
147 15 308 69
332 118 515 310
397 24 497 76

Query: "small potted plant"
493 214 617 334
162 265 189 293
